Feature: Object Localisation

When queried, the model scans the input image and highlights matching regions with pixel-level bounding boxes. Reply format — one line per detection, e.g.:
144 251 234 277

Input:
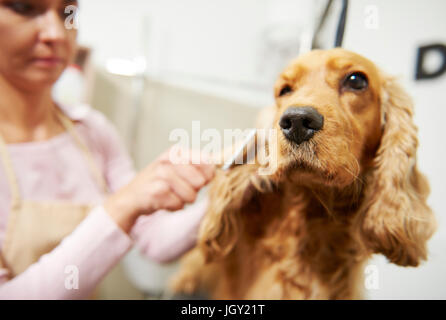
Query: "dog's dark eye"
343 72 368 91
279 85 293 97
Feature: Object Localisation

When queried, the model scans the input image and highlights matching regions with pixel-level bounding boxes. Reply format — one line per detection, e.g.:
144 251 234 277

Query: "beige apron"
0 108 109 280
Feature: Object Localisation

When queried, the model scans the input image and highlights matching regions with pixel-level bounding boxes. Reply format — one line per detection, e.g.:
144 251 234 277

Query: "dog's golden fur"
171 49 436 299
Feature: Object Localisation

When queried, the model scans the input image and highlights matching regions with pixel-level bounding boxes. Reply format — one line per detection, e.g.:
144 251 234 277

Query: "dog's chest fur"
214 186 366 299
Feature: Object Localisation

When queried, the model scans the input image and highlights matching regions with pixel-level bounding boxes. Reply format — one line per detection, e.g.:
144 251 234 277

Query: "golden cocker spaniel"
171 48 436 299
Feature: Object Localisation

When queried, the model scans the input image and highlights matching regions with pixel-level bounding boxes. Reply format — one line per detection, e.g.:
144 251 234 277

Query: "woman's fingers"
106 147 217 233
171 164 207 190
165 146 216 182
162 189 185 211
190 151 216 182
156 164 198 203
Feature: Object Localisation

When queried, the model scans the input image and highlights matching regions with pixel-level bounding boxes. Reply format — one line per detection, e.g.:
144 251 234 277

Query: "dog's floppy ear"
199 149 276 262
359 75 436 266
198 166 255 261
198 106 277 262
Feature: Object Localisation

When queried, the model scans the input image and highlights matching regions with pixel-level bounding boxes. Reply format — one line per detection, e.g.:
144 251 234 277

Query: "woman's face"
0 0 78 91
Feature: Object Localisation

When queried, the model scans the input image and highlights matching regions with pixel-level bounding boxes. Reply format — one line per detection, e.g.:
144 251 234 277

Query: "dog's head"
269 49 382 187
202 49 435 267
262 48 435 266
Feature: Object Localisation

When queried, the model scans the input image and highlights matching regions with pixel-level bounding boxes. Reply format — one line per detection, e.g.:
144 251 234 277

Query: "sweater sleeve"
130 197 208 263
0 206 132 299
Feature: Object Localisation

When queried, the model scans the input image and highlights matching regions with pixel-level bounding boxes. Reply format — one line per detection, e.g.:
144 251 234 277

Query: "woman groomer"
0 0 215 299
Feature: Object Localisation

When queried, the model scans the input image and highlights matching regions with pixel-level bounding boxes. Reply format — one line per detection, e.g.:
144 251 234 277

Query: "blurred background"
53 0 446 299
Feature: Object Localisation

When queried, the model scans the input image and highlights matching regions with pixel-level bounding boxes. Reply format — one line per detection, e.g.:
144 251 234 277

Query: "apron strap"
55 107 110 195
0 133 21 210
0 251 11 276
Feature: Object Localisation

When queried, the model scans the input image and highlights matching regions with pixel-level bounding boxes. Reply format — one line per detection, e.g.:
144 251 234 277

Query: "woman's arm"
130 197 208 263
0 109 214 299
0 206 132 299
0 149 211 299
96 110 211 262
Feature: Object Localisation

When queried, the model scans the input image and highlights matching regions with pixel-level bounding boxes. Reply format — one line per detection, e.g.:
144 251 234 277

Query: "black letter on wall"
415 44 446 80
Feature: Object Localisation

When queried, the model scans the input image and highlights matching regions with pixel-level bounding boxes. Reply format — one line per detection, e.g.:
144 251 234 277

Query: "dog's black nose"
279 106 324 145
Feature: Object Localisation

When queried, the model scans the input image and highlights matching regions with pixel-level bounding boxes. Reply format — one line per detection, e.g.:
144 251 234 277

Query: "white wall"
78 0 319 106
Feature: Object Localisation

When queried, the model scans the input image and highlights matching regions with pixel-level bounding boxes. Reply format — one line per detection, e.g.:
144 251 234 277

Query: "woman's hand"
104 147 216 233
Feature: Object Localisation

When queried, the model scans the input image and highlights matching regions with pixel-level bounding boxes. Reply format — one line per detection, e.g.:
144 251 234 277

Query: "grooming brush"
221 128 257 171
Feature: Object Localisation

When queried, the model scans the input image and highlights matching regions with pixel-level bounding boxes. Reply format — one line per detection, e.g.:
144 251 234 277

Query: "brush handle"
221 129 257 171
